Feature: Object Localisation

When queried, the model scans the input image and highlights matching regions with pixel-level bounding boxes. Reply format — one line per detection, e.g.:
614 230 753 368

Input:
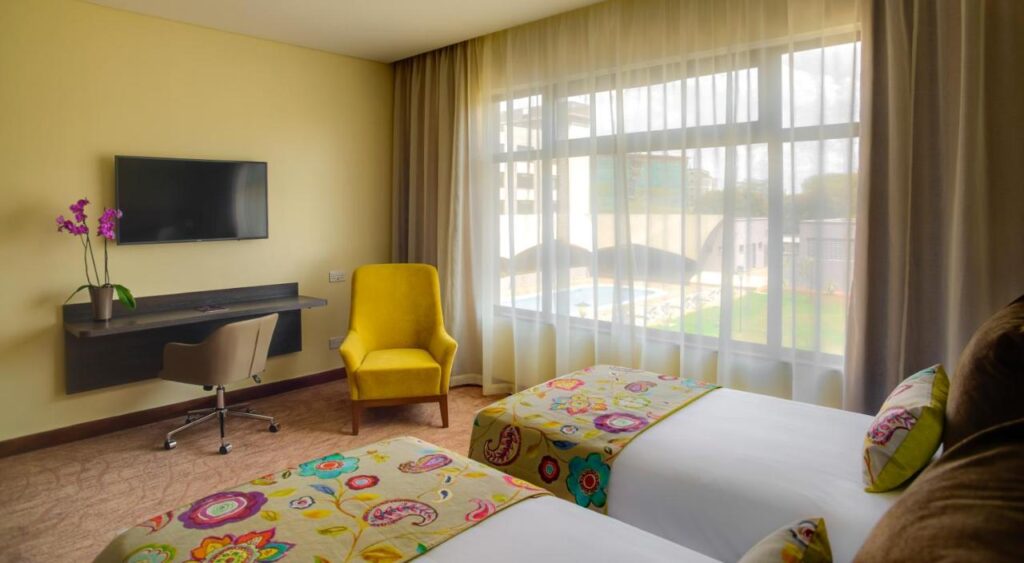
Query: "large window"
493 39 860 360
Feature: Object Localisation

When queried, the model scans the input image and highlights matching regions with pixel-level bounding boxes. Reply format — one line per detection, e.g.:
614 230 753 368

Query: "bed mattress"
424 495 718 562
607 388 900 562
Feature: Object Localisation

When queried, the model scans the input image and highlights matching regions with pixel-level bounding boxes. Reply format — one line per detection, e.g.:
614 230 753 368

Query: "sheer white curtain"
465 0 862 407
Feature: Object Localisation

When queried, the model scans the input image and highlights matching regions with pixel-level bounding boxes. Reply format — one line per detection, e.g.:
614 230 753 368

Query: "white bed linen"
423 495 717 562
608 388 900 563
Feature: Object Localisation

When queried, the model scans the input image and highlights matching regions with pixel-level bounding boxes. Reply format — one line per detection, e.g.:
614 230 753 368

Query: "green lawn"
656 291 846 355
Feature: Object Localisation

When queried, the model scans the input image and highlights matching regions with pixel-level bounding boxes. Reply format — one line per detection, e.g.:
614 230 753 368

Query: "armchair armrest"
339 330 368 373
429 327 458 391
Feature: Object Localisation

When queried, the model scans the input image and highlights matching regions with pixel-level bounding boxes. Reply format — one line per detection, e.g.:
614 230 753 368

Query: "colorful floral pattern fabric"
298 452 359 479
97 437 549 563
863 364 949 492
178 491 268 530
469 365 718 514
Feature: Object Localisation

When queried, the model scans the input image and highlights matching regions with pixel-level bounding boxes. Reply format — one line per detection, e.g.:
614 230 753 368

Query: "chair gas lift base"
163 377 281 455
159 314 281 454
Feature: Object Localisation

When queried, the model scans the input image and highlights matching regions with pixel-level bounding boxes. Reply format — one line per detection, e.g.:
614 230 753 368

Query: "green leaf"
317 526 349 536
260 510 280 521
268 487 296 497
64 285 91 304
113 284 136 309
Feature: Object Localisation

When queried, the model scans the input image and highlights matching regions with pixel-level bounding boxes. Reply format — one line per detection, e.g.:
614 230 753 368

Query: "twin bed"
99 366 896 562
98 436 715 563
599 387 898 561
468 365 898 562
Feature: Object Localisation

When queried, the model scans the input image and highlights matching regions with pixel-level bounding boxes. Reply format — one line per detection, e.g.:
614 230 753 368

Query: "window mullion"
540 90 557 318
764 48 784 352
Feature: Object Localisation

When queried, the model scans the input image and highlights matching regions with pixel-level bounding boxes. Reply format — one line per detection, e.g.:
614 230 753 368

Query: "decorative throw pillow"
854 417 1024 563
738 518 832 563
863 364 949 492
944 294 1024 449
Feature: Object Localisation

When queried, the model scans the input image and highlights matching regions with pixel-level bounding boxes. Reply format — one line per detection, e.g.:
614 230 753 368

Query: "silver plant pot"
89 285 114 321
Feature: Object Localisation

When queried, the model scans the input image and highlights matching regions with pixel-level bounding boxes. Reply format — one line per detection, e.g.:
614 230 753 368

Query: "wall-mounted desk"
62 283 326 393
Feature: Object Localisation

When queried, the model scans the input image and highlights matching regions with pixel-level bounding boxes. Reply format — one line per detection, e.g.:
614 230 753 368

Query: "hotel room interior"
1 0 1022 561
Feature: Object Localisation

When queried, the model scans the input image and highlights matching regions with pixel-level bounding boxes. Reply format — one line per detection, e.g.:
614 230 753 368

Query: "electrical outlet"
328 271 346 283
328 336 344 350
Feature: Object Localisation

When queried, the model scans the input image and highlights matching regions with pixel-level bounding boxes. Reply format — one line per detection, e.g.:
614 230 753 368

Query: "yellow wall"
0 0 393 440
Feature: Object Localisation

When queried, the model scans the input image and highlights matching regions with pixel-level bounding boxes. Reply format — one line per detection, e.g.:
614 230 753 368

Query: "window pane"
730 144 770 345
782 42 861 128
623 85 650 133
678 147 724 338
499 159 544 310
567 94 590 139
595 90 617 136
686 68 758 127
781 138 858 354
553 156 602 319
498 95 543 152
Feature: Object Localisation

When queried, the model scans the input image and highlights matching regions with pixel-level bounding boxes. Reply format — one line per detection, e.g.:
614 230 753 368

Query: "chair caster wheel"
219 444 232 455
268 422 280 433
164 439 176 450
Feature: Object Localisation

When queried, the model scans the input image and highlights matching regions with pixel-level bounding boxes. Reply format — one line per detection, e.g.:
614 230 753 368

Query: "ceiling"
87 0 604 63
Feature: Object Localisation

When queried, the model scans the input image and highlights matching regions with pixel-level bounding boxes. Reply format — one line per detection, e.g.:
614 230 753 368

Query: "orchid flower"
56 198 135 309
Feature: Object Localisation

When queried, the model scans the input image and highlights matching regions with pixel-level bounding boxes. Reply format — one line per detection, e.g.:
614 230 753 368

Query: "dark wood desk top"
63 284 327 338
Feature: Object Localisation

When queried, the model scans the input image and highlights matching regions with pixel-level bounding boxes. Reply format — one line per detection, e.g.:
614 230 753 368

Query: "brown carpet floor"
0 381 495 562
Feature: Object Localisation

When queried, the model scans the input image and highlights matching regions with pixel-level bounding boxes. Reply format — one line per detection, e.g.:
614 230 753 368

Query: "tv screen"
115 156 268 244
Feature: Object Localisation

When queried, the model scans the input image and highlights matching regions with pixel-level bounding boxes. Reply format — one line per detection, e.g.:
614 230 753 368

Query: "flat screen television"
115 156 268 244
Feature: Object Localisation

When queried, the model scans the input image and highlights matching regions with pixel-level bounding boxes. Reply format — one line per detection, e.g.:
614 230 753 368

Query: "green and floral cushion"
863 364 949 492
739 517 832 563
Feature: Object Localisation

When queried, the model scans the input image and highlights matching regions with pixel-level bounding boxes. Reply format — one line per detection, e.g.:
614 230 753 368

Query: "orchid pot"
56 198 136 321
88 285 114 321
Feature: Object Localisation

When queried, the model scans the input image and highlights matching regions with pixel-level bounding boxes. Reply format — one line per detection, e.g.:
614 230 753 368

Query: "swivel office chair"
159 313 280 454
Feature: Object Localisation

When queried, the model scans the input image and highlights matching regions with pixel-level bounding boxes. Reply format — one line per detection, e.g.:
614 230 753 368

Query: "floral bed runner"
96 436 549 563
469 365 718 514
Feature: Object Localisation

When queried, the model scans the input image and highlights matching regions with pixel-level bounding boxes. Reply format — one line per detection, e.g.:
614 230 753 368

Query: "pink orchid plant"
57 198 136 308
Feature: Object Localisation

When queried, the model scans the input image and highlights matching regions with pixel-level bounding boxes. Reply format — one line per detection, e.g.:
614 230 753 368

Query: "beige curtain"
392 43 483 379
845 0 1024 413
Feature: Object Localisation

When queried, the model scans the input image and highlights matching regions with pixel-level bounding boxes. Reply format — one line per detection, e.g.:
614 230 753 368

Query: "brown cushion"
944 294 1024 448
854 417 1024 563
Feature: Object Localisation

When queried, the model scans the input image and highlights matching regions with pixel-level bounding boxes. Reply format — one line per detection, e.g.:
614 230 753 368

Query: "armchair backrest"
349 264 443 351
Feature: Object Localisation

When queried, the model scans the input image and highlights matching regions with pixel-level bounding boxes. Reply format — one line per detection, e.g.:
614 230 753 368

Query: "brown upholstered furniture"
159 313 280 454
854 417 1024 562
855 295 1024 561
944 294 1024 448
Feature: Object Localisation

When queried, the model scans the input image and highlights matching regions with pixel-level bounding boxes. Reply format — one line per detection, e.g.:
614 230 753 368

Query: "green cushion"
863 365 949 492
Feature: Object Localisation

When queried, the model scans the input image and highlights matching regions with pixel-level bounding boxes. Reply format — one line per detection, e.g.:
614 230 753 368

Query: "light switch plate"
328 336 344 350
328 271 346 283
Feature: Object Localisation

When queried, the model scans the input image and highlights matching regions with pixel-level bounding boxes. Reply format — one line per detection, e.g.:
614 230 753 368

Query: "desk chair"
160 313 280 454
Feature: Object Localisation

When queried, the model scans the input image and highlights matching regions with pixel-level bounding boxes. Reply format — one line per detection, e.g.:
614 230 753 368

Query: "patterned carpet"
0 381 495 562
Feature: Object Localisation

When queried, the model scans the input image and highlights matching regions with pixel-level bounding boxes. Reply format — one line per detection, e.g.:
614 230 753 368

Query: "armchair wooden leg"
439 394 449 429
351 401 361 436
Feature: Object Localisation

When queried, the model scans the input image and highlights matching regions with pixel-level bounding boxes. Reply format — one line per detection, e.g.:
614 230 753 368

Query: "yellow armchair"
339 263 457 434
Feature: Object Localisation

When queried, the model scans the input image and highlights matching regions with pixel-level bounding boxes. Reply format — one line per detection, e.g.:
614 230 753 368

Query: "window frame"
490 34 861 367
